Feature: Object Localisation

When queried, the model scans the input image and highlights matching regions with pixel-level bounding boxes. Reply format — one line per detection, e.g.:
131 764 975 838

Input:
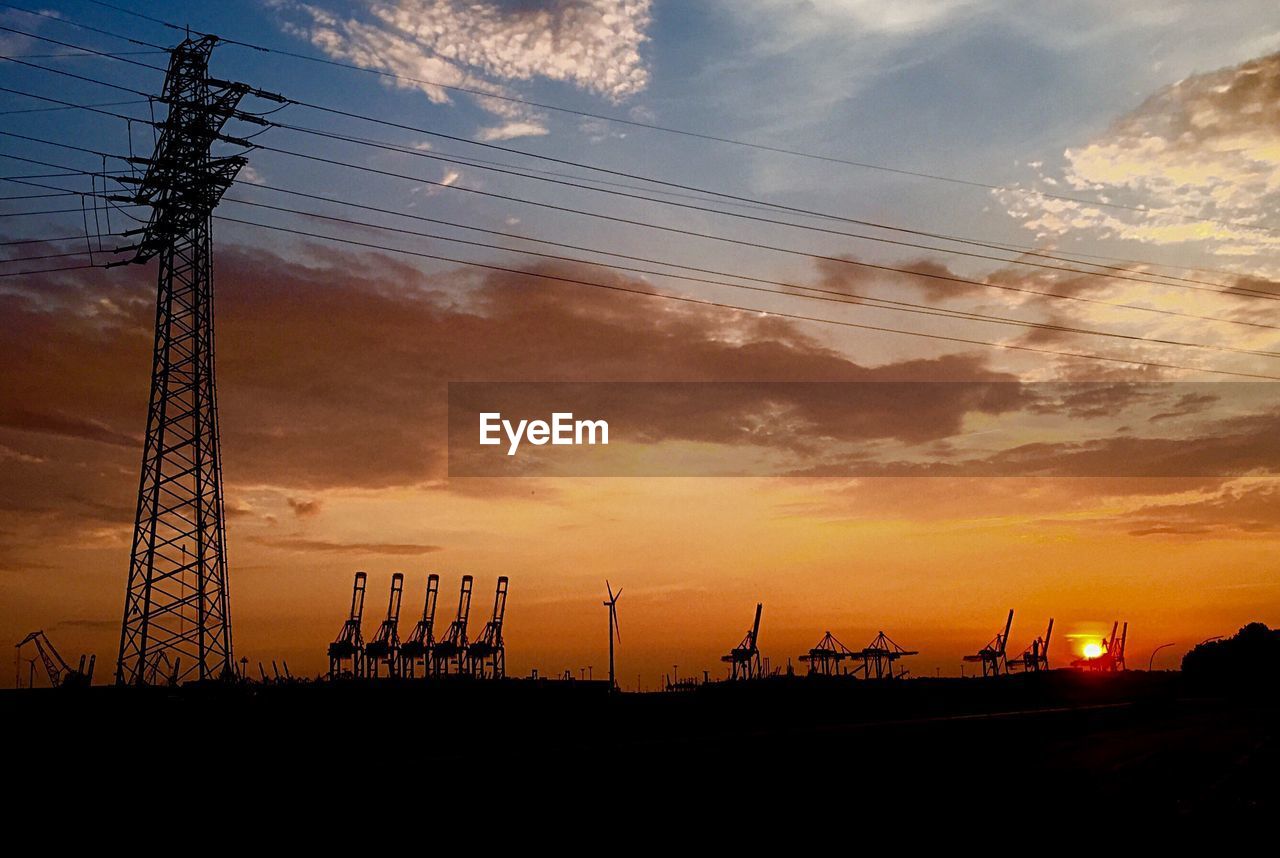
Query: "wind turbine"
604 581 622 691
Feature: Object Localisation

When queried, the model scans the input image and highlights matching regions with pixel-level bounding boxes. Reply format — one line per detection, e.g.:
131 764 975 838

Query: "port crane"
144 651 180 686
400 573 439 678
328 571 367 679
859 631 918 679
15 631 94 688
365 573 405 678
1073 620 1128 671
467 576 509 678
963 609 1014 677
432 575 473 676
1009 618 1053 673
800 630 856 676
722 603 763 680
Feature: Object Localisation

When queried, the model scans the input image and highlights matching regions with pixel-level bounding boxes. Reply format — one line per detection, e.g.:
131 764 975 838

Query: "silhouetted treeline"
1182 623 1280 694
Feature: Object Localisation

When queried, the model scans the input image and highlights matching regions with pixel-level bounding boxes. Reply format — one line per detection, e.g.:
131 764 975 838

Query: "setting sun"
1083 642 1104 659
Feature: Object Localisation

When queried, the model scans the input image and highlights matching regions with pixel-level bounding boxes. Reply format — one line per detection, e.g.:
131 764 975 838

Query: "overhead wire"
1 19 1270 294
214 215 1280 381
60 0 1278 236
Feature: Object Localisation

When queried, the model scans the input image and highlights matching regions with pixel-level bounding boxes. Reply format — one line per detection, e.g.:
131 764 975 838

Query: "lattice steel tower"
115 36 251 685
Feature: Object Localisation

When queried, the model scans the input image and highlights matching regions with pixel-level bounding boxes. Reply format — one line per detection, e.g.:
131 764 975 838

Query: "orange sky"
3 17 1280 687
2 247 1276 685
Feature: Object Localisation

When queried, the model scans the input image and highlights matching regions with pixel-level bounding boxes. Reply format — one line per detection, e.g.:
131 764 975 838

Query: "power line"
0 54 155 97
8 126 1277 349
3 27 1264 296
63 0 1276 235
0 25 169 72
6 81 1262 308
10 124 1276 352
240 181 1280 332
272 118 1257 295
0 233 101 246
220 195 1280 361
4 24 1249 293
6 106 1278 344
0 98 149 116
8 50 167 59
0 2 168 50
0 206 117 218
241 136 1280 306
7 43 1274 375
215 214 1280 381
0 190 77 201
0 247 118 264
0 261 104 277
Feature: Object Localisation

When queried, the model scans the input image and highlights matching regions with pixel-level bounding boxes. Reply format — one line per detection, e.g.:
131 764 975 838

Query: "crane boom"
1000 609 1014 656
16 631 91 688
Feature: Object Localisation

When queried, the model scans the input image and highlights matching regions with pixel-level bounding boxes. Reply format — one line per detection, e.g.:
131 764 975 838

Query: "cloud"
743 0 987 39
248 536 443 554
1094 479 1280 538
287 497 323 517
1003 52 1280 260
0 242 1008 495
276 1 653 138
0 408 137 447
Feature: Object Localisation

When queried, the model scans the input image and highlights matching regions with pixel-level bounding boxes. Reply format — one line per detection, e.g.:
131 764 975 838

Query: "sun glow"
1083 642 1104 659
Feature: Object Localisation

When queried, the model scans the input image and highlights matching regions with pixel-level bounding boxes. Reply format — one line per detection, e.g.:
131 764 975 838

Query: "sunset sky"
1 1 1278 686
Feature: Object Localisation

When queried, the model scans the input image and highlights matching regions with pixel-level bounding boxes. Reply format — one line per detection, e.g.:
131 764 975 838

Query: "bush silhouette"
1182 623 1280 693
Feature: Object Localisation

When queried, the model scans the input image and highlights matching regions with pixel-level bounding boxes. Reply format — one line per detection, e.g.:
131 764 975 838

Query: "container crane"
15 631 94 688
859 630 918 679
1009 618 1053 673
799 631 856 676
328 571 367 680
1073 620 1128 671
721 603 763 680
400 573 439 678
963 609 1014 677
467 576 509 678
431 575 473 676
364 573 405 678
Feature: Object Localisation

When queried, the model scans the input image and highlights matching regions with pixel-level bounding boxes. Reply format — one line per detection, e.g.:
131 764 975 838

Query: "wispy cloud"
1001 52 1280 260
274 1 653 139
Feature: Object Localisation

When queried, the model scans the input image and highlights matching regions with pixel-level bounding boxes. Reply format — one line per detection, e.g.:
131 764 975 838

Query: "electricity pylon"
114 36 253 685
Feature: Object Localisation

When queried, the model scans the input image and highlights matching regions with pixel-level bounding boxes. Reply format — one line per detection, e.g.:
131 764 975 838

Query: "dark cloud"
0 243 1019 497
0 408 137 447
1150 392 1219 422
286 497 323 517
1120 482 1280 538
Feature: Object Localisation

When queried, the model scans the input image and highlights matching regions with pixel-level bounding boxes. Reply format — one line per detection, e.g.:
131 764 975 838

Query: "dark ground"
3 670 1273 822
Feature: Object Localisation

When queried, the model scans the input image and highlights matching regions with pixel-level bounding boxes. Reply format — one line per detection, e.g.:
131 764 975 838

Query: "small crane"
15 631 94 688
364 573 405 678
721 603 763 680
963 609 1014 677
328 571 367 680
431 575 473 676
467 576 509 678
400 573 439 678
